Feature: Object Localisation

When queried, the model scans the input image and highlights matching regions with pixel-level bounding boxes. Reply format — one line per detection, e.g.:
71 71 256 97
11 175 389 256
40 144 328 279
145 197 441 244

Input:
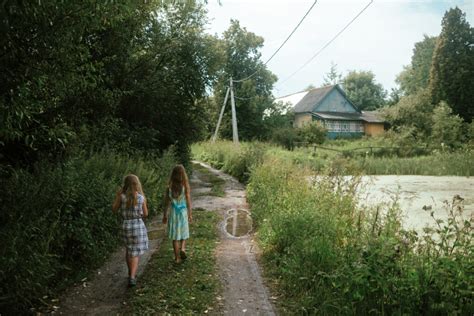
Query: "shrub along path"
53 161 275 315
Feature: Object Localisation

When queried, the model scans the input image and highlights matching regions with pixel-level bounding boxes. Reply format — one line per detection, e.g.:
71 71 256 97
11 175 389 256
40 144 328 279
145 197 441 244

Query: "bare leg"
125 250 132 277
172 240 181 263
129 256 139 279
180 239 186 253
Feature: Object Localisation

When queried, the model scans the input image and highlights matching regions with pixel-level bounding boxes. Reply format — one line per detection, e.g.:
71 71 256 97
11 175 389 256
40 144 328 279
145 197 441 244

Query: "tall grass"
192 141 473 314
358 149 474 175
0 150 176 314
193 141 474 176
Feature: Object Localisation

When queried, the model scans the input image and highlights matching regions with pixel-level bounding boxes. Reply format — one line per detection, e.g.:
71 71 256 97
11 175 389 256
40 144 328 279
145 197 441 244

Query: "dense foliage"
342 70 386 110
0 1 219 167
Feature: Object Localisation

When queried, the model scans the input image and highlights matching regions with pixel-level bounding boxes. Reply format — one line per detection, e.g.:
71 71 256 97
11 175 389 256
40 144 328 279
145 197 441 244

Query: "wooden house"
277 84 385 138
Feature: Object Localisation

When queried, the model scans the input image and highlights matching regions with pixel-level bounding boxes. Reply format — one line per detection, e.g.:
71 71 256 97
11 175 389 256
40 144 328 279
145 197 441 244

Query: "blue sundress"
121 193 148 257
168 186 190 240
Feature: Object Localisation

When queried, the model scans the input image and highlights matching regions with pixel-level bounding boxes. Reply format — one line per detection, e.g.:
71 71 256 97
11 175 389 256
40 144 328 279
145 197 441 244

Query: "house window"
341 122 349 132
326 121 335 131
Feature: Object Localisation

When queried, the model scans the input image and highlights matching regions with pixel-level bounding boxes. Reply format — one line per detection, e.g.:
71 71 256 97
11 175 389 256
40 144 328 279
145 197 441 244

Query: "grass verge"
126 211 221 315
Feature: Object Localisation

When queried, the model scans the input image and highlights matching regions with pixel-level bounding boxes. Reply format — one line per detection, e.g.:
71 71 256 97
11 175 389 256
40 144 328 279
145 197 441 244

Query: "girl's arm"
142 197 149 218
162 188 170 224
185 183 192 223
112 189 122 213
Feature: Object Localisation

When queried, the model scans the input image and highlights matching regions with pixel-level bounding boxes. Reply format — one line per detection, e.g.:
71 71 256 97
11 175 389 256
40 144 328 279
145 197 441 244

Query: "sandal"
128 277 137 288
180 250 187 260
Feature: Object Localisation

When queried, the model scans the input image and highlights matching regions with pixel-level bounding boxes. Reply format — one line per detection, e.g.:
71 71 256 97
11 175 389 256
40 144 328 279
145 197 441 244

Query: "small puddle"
225 209 252 237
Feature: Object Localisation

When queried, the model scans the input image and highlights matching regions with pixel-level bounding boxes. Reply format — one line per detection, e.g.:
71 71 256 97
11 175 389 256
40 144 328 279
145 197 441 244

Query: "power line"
233 0 318 83
277 0 374 87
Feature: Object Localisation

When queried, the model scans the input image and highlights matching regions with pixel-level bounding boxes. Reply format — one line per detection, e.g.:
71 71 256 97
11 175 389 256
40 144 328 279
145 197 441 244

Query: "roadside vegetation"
193 140 474 177
192 141 473 315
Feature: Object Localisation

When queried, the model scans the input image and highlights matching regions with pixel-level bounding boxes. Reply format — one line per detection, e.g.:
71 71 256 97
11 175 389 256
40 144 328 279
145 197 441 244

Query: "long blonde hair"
169 165 189 198
122 174 144 208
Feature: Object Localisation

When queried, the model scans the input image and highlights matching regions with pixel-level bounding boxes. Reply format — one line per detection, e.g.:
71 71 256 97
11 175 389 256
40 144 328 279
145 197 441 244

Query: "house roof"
275 90 308 107
293 85 335 113
361 111 384 123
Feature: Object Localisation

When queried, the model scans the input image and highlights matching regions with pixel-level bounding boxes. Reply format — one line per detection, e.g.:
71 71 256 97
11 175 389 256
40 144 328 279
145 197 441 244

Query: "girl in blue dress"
162 165 193 263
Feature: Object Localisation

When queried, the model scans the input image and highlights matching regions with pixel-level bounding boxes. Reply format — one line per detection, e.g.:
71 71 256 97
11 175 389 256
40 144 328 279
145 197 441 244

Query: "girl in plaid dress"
112 174 149 287
162 165 193 263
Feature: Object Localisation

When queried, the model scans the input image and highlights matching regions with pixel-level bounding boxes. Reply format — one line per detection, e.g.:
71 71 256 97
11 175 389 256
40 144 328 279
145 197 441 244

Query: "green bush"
430 102 464 148
297 121 326 145
270 127 297 150
0 150 175 314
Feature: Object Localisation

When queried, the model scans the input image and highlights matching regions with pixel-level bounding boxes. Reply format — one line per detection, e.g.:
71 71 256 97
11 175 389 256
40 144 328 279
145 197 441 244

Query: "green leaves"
343 70 386 110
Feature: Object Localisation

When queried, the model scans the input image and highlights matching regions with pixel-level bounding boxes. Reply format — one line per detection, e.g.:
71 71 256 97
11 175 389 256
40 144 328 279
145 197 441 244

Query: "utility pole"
229 77 239 144
211 77 239 145
212 87 230 143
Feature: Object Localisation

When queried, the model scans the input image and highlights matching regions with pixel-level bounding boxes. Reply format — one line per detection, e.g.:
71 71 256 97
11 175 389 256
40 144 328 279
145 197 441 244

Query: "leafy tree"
383 88 434 138
0 1 149 165
396 35 437 96
323 61 342 86
213 20 277 141
431 102 463 147
429 7 474 122
343 70 386 110
117 2 221 162
387 87 402 106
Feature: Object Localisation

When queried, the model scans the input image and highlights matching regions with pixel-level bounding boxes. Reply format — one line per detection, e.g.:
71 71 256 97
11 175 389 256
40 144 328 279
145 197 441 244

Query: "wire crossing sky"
276 0 374 88
234 0 318 83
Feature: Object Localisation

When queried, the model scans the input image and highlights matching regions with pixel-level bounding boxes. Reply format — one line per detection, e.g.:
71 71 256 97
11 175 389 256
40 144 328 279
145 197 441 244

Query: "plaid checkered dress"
121 193 148 257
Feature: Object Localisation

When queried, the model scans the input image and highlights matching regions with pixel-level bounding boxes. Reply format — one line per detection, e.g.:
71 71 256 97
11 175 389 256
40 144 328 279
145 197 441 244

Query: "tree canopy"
212 20 277 141
0 1 220 166
342 70 386 111
429 7 474 122
396 35 437 96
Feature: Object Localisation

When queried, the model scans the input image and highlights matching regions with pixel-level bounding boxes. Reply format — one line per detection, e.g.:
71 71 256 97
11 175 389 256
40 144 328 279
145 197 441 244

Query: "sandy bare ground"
51 161 275 315
192 161 276 316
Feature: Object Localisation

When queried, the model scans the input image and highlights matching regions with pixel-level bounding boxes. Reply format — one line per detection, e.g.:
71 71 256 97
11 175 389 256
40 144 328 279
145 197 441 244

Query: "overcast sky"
204 0 473 98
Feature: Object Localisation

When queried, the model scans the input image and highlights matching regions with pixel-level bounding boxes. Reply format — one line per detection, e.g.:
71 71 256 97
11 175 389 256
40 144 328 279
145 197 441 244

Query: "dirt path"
53 161 275 315
192 161 276 316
